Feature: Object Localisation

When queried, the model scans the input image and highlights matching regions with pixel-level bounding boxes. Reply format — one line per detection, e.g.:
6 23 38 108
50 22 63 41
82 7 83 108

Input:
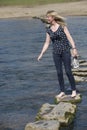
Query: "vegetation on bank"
0 0 82 6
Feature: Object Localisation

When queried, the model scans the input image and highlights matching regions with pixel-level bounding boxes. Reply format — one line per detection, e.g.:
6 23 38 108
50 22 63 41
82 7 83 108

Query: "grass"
0 0 82 6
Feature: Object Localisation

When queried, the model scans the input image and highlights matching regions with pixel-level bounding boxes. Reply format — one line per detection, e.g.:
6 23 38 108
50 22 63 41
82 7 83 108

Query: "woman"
37 10 78 98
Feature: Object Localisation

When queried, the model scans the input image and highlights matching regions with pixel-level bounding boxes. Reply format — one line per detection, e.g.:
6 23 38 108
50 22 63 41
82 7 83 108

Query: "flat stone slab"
80 62 87 66
73 71 87 76
79 59 87 64
72 67 87 72
55 94 82 104
74 75 87 82
25 120 60 130
36 102 76 126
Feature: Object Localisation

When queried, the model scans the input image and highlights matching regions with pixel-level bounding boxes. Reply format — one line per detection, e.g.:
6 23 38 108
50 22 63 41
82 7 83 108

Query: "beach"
0 0 87 19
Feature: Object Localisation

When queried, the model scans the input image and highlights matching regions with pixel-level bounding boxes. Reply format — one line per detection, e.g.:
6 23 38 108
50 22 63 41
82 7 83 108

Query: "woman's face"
46 15 54 24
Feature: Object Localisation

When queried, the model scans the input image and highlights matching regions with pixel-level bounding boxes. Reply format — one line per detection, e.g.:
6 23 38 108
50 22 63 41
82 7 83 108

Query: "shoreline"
0 1 87 19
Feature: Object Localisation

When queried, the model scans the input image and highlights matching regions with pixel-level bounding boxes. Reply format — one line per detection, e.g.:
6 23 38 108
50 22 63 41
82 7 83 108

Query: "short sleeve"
46 27 50 35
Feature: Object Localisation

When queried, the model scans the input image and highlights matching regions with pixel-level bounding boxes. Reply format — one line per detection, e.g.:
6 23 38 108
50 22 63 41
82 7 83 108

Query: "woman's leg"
53 53 65 93
62 50 76 96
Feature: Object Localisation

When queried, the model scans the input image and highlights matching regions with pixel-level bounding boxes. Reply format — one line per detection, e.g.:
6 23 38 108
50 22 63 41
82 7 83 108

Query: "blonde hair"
46 10 66 27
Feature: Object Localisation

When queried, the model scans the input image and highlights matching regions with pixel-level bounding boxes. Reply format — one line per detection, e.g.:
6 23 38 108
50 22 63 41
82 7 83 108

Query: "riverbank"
0 0 87 19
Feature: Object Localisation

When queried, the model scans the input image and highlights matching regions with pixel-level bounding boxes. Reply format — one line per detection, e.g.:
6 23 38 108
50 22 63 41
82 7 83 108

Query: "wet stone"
72 67 87 72
74 75 87 82
73 72 87 76
79 59 87 64
36 102 76 126
79 62 87 66
25 120 60 130
55 94 82 104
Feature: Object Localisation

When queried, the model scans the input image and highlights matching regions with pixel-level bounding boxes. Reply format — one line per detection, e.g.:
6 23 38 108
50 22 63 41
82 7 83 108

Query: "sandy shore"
0 0 87 19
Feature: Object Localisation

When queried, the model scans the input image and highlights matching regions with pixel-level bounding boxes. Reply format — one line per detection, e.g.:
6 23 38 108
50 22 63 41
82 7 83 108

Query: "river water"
0 16 87 130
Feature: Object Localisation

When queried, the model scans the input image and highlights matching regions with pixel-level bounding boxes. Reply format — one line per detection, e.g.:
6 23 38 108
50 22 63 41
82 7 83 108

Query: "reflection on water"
0 17 87 130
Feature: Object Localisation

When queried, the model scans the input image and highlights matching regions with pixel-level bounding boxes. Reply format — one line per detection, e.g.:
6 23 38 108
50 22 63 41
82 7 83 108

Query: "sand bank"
0 0 87 19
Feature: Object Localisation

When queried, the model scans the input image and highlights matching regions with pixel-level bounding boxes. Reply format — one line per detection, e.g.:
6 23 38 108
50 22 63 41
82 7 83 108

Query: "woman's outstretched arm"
37 33 50 61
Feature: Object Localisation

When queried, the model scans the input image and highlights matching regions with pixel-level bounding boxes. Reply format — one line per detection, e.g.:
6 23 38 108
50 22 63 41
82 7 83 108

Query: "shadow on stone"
60 121 74 130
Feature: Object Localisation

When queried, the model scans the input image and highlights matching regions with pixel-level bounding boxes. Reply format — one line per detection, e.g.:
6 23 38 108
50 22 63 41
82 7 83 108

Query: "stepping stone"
36 102 76 126
55 94 82 104
25 120 60 130
74 75 87 82
79 59 87 64
72 67 87 72
80 62 87 66
73 72 87 76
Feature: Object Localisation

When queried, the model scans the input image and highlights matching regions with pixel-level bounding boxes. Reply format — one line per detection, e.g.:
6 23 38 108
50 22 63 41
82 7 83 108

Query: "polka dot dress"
46 26 71 54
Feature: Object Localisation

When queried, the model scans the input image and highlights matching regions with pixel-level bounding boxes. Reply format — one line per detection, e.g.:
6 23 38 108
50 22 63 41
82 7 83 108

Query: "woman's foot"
56 92 65 98
71 90 77 98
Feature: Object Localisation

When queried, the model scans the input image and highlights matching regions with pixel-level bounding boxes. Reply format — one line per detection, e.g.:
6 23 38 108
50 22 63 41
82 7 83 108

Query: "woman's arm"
64 26 78 56
37 33 51 61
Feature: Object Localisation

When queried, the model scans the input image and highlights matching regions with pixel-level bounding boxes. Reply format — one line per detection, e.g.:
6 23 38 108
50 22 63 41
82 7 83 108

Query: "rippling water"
0 17 87 130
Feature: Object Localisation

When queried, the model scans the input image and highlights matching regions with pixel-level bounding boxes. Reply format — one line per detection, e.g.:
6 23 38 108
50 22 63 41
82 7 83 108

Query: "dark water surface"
0 17 87 130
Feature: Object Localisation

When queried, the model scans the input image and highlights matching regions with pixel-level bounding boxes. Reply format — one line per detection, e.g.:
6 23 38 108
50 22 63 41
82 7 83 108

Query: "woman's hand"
72 48 78 57
37 53 43 61
37 33 50 61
